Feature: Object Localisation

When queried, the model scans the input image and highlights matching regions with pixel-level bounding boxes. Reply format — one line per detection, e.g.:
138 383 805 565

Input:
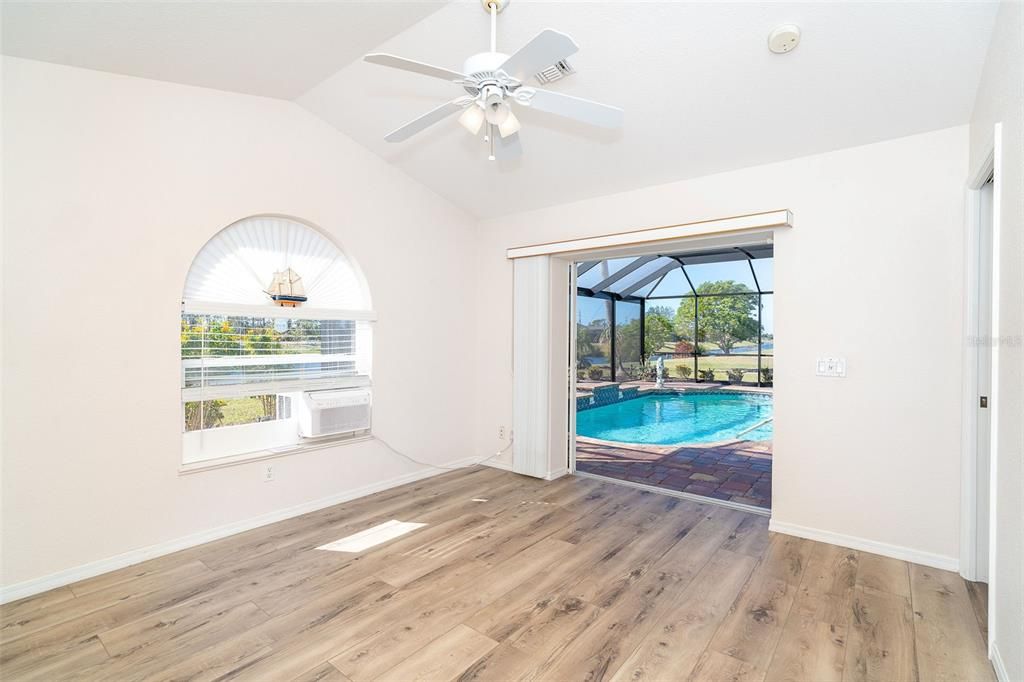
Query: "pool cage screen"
575 245 774 387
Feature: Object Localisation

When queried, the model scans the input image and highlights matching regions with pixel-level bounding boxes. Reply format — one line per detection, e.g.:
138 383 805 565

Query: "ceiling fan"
363 0 624 161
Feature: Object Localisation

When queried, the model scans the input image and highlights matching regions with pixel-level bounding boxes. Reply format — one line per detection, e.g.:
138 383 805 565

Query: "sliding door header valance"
506 210 792 260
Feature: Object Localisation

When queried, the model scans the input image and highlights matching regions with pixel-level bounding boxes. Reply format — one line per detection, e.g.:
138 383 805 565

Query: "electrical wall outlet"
263 464 274 482
816 357 847 377
498 425 507 440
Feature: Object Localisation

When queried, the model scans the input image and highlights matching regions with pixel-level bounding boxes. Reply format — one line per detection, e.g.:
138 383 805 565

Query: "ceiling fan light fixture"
498 109 521 138
458 104 485 135
486 102 510 126
482 88 510 126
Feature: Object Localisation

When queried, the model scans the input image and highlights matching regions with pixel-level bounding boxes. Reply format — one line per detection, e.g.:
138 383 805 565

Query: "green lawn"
219 396 272 427
663 356 772 382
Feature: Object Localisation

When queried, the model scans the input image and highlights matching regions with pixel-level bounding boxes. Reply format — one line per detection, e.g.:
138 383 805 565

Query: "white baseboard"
481 459 563 480
768 520 958 571
0 460 478 605
990 642 1009 682
483 458 514 472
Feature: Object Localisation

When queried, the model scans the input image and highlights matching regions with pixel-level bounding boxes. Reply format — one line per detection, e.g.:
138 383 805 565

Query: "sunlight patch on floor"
317 520 427 552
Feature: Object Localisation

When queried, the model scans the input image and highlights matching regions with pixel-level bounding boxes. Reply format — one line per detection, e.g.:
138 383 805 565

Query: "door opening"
569 244 774 514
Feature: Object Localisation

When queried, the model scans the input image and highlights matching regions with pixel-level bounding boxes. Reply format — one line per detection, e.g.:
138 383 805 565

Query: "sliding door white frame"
960 126 1001 585
960 126 1003 664
568 263 578 474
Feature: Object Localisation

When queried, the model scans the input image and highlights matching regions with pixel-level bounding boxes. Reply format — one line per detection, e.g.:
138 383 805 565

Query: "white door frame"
960 124 1001 587
568 263 578 474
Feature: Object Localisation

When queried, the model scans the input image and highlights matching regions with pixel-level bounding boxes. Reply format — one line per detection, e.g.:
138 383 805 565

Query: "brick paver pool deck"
575 437 772 509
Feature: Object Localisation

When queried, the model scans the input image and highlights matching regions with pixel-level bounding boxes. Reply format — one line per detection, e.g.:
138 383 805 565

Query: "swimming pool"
576 391 773 445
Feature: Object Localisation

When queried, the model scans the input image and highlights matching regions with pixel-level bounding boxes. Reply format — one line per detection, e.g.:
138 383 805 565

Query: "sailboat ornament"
265 268 307 306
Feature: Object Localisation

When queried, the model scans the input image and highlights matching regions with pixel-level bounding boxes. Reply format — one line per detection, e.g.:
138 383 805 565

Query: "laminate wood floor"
0 467 994 682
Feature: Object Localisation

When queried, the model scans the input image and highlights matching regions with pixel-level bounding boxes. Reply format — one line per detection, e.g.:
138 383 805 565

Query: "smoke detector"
768 24 801 54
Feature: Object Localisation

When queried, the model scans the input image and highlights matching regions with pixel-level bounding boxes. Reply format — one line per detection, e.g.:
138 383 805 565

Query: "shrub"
587 366 605 380
622 365 652 381
673 340 694 355
698 369 716 381
675 365 693 379
727 368 746 383
760 367 774 384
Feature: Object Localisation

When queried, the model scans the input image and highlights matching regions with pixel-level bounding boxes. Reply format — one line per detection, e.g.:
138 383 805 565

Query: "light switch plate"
816 357 847 377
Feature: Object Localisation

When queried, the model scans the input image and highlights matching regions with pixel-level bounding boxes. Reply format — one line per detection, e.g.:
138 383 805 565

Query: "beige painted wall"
0 44 1008 649
969 1 1023 678
0 57 479 589
475 126 970 565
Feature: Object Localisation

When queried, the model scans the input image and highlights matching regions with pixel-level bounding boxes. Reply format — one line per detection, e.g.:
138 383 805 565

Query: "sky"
576 258 774 331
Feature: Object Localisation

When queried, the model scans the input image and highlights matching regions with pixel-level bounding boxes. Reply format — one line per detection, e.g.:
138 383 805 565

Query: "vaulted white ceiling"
3 1 999 218
300 1 998 217
0 1 446 99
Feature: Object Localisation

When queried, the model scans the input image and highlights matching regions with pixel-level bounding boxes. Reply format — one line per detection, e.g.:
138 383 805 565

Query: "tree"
258 394 278 421
578 314 610 369
609 312 675 371
643 312 674 357
646 305 675 319
184 399 226 430
613 318 642 368
675 281 759 355
576 323 596 367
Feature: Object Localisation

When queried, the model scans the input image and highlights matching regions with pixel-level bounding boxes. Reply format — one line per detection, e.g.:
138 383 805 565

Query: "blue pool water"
576 391 773 445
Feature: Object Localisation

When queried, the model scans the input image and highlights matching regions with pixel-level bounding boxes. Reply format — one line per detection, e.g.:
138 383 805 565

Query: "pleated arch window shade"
181 216 374 410
183 215 372 317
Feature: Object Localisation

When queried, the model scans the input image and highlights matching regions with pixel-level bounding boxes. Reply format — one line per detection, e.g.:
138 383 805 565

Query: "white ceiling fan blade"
384 100 466 142
364 53 468 82
518 88 624 129
498 29 578 82
495 130 522 160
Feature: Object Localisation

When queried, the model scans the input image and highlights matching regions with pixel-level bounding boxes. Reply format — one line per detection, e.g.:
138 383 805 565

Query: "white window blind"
181 313 371 401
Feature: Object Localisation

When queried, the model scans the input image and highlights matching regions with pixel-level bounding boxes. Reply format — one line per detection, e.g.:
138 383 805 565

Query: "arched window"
181 216 374 465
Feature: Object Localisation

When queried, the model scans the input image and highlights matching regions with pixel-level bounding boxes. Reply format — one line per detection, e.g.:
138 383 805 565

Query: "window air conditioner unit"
296 387 372 438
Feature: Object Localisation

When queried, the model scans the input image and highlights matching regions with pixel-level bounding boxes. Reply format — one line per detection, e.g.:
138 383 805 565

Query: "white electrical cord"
374 434 514 472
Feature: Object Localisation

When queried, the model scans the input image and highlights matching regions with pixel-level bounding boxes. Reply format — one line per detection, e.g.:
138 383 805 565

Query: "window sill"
178 432 373 475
